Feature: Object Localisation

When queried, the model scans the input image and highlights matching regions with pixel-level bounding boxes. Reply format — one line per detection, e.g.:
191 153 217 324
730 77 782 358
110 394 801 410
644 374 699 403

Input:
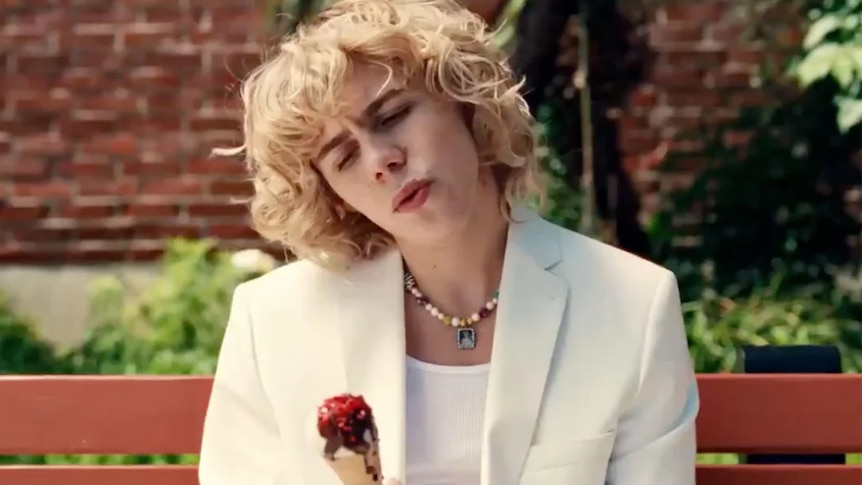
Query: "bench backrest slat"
696 374 862 454
0 465 196 485
697 465 862 485
0 373 859 455
0 376 212 455
0 463 860 485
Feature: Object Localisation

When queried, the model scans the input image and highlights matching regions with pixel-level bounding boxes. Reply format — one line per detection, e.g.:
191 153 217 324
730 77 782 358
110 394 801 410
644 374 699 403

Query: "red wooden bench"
0 373 860 485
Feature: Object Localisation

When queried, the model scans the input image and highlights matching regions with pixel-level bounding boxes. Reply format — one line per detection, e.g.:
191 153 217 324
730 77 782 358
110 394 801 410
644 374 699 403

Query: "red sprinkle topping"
317 394 376 451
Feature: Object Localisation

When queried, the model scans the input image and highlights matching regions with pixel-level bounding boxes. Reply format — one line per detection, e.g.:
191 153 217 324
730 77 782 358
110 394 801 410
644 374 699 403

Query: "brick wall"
0 0 779 263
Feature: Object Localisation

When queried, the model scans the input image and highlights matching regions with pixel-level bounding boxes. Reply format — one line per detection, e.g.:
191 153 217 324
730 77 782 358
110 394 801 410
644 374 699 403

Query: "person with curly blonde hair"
199 1 698 484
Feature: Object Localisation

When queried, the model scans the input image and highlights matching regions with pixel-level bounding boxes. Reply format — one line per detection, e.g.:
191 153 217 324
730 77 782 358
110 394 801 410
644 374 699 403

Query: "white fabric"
405 356 489 485
197 206 699 485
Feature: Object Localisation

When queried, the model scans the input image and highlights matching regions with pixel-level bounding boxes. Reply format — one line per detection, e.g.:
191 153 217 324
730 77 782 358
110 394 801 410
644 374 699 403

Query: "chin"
394 209 472 246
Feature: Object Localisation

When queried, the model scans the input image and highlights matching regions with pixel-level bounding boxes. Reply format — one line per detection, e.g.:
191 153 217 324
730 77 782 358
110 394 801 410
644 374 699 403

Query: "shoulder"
242 257 328 294
539 216 676 291
233 257 337 320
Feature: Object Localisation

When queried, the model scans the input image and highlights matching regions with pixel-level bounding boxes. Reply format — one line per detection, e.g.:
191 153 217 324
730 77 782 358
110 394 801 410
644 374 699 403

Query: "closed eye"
335 145 358 170
378 104 413 129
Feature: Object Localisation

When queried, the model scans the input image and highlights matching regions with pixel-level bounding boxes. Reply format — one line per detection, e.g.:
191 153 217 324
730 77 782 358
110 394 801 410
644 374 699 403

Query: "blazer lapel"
481 208 569 485
333 249 407 483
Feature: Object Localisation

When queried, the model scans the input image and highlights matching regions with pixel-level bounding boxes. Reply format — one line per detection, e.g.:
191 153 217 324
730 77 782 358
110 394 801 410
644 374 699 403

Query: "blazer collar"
332 206 568 484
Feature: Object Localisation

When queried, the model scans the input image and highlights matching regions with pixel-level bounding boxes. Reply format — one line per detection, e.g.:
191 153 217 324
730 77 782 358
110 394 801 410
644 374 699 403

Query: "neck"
396 185 508 316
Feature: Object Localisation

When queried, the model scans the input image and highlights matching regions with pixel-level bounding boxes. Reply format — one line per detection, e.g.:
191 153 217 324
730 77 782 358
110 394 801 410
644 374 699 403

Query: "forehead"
314 63 412 145
339 63 408 115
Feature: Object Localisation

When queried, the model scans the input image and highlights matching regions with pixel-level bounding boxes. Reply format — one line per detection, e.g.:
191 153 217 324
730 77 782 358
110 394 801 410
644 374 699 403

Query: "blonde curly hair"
218 0 546 270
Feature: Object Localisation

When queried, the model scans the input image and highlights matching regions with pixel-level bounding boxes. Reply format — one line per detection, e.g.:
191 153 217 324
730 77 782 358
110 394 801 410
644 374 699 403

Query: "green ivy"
790 0 862 132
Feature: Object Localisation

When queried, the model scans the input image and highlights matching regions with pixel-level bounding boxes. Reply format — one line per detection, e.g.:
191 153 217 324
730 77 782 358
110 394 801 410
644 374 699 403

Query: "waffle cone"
325 442 383 485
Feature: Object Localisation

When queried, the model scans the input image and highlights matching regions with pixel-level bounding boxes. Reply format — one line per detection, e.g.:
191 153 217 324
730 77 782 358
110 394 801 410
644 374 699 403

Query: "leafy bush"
791 0 862 132
685 275 862 373
67 239 247 376
0 295 71 374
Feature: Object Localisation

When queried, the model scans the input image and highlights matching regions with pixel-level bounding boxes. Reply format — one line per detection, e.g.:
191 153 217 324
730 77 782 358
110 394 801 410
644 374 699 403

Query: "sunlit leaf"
836 96 862 132
794 43 844 86
804 15 841 48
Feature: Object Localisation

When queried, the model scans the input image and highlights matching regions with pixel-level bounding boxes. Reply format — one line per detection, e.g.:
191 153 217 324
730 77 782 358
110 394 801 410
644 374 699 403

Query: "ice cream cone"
325 441 383 485
312 394 383 485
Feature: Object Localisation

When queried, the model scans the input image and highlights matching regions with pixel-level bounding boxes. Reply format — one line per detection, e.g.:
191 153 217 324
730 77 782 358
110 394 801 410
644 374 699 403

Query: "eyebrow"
317 88 406 161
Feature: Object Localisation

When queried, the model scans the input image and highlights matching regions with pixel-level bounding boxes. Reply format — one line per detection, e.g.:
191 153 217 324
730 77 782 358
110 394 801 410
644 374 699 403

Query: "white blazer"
198 207 699 485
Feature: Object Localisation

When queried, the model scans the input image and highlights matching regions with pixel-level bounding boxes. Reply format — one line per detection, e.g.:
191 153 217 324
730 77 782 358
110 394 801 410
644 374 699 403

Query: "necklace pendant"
456 328 476 350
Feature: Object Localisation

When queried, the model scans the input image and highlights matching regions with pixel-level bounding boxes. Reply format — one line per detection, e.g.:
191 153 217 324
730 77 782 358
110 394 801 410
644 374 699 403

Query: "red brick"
0 206 50 221
17 134 72 156
60 117 121 139
188 202 247 217
16 52 68 74
731 90 773 107
619 130 659 155
122 22 181 47
140 178 204 195
78 95 139 115
12 182 72 198
209 223 257 239
122 160 180 176
707 70 755 89
662 4 726 24
726 47 764 66
142 45 203 72
56 161 114 178
12 91 73 114
210 180 253 197
650 23 704 45
124 118 183 133
78 179 138 196
659 48 724 68
627 86 658 108
664 92 722 108
76 226 136 241
56 203 114 219
9 227 75 242
189 113 239 132
136 224 202 239
70 24 116 48
0 158 50 179
129 67 180 89
82 133 139 156
124 203 179 217
63 248 129 263
188 157 247 175
651 66 704 88
60 68 108 90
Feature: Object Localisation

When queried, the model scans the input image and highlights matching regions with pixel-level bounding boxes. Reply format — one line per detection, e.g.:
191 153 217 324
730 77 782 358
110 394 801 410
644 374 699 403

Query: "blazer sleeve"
606 271 700 485
198 283 288 485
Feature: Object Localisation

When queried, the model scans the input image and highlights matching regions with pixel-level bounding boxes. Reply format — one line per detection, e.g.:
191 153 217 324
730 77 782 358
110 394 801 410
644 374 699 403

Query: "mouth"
393 179 432 212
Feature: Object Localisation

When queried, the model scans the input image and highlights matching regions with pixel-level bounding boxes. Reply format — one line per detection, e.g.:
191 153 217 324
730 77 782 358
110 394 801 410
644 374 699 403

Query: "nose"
370 142 406 183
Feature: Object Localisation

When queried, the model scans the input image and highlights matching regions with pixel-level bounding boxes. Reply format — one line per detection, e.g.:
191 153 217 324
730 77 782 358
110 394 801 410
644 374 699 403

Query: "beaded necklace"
403 271 498 350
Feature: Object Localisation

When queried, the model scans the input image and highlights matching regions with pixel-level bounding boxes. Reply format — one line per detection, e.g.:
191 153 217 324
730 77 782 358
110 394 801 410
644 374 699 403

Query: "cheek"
408 107 479 168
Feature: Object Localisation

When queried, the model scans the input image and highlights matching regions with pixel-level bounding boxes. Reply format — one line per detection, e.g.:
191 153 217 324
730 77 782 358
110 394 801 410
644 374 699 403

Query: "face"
314 63 490 246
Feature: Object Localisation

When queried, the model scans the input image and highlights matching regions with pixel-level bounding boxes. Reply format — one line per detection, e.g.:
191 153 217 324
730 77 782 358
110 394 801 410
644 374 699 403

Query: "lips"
393 179 432 212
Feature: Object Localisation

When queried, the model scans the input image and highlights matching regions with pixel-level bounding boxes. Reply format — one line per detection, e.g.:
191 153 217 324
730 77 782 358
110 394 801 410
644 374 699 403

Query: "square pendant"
456 327 476 350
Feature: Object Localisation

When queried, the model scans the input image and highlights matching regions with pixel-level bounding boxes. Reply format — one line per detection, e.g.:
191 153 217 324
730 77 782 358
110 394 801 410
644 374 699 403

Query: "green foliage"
67 239 244 376
0 295 71 374
651 82 859 299
0 239 254 465
685 276 861 373
790 0 862 132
